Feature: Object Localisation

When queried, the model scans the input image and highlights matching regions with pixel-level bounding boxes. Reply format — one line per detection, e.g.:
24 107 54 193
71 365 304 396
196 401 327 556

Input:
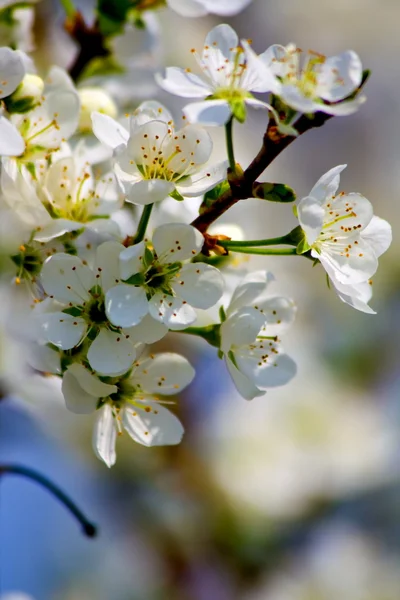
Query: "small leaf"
252 182 296 203
230 100 247 123
199 180 230 215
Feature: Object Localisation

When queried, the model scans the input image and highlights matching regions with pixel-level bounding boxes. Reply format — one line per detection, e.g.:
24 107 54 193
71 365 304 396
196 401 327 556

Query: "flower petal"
166 0 208 17
105 284 148 327
309 164 347 203
171 262 224 309
297 195 325 245
126 178 174 205
41 253 94 304
91 112 129 149
226 357 265 400
332 279 375 314
183 99 231 126
94 240 125 292
152 223 204 262
148 293 197 329
62 368 99 414
88 329 136 376
220 308 265 354
119 241 146 280
317 51 362 102
176 160 228 197
361 216 392 258
228 271 275 315
123 403 184 446
67 363 118 397
133 352 195 395
124 313 168 344
0 116 25 156
93 404 117 468
235 346 297 388
35 312 86 350
156 67 212 98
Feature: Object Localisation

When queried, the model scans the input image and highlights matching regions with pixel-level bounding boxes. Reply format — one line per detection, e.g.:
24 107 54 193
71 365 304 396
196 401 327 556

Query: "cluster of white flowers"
0 1 391 467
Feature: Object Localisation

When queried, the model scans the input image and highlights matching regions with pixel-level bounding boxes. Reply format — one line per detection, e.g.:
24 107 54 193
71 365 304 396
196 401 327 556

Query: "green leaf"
96 0 131 35
123 272 145 285
80 55 125 81
252 182 296 203
199 180 230 215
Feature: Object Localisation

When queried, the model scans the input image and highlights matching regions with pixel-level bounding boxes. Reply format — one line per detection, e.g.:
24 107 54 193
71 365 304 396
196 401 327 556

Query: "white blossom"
157 24 280 126
261 43 365 116
220 271 297 400
106 222 224 330
297 165 392 307
77 87 117 133
166 0 253 17
62 353 195 466
33 242 156 376
92 100 227 204
0 46 26 156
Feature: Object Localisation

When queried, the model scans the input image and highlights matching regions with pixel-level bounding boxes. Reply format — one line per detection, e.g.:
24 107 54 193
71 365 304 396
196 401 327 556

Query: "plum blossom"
261 43 365 116
220 271 297 400
157 24 280 126
0 46 26 155
33 241 161 376
62 353 195 466
92 100 227 204
297 165 391 308
106 222 224 330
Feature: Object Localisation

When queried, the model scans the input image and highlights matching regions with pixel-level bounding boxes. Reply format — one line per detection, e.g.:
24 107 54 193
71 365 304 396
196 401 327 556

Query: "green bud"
252 182 296 203
4 74 44 114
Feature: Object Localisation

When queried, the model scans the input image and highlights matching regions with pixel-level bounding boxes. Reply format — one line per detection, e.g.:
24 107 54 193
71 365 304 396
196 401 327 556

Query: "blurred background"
1 0 400 597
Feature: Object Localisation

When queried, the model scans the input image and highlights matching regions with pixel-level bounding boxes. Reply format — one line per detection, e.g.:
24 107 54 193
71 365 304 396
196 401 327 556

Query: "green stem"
134 203 154 244
225 247 297 256
219 234 294 249
0 464 97 538
175 324 221 348
60 0 76 18
225 117 236 172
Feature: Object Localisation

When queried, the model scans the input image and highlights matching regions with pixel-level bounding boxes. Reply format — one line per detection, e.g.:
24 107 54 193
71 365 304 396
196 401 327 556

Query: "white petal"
105 284 148 327
241 40 281 94
67 363 118 397
318 96 366 116
27 343 61 375
0 47 25 98
152 223 204 262
123 403 184 446
226 357 265 400
297 196 325 245
41 253 94 304
176 160 228 197
133 352 195 395
220 308 265 353
256 296 297 335
236 349 297 388
88 328 137 376
62 368 99 414
203 24 238 65
124 313 168 344
94 240 126 292
35 312 86 350
148 293 197 329
0 116 25 156
228 271 275 315
361 216 392 258
323 192 373 234
171 262 224 309
93 404 117 467
201 0 252 15
34 218 82 242
309 164 347 203
280 84 322 113
163 124 213 172
183 100 231 126
319 239 378 285
332 279 375 314
156 67 211 98
91 112 129 149
126 178 174 205
119 241 146 280
317 51 362 102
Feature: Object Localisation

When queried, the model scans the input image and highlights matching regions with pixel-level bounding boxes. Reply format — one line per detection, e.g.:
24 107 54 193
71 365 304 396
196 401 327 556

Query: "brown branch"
65 12 109 82
191 111 332 234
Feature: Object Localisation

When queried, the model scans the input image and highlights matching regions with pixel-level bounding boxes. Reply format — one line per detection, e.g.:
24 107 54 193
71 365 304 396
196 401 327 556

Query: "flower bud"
78 87 117 133
4 74 44 113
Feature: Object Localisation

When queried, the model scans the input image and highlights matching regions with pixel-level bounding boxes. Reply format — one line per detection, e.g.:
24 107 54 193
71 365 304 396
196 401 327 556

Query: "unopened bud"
5 74 44 113
78 87 117 133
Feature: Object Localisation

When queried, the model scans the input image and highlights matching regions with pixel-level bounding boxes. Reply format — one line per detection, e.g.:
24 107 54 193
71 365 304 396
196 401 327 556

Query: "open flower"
92 100 227 204
62 353 195 466
157 24 279 126
33 241 156 376
7 66 80 161
261 44 364 116
106 222 224 330
297 165 392 302
0 46 26 156
220 271 297 400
